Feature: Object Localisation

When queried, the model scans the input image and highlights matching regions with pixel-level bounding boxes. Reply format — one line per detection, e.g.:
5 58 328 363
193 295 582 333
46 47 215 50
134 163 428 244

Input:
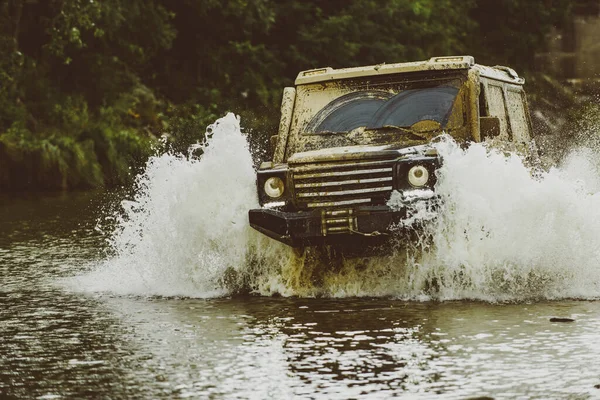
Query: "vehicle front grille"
291 159 395 210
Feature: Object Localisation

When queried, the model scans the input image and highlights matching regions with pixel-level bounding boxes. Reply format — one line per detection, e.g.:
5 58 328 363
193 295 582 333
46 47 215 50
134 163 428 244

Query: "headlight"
408 165 429 188
264 177 285 198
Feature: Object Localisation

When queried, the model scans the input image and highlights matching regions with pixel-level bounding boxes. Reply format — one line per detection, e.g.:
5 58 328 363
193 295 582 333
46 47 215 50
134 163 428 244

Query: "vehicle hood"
287 144 433 164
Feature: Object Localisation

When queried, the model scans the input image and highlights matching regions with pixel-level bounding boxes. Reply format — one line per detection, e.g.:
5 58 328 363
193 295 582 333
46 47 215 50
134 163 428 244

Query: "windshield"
306 82 462 134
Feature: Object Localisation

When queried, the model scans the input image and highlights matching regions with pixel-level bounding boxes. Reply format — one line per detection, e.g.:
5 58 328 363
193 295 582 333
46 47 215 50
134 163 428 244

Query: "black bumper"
249 204 425 247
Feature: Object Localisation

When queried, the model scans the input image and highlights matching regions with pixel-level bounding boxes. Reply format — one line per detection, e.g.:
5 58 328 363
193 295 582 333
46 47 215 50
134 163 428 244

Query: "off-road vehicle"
249 56 533 247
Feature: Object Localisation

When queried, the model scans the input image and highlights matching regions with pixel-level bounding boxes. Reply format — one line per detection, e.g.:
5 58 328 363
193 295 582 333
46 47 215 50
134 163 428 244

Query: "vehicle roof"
295 56 524 86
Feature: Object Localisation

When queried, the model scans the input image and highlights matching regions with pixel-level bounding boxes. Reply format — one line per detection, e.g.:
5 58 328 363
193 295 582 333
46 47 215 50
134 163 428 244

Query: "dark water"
2 192 600 399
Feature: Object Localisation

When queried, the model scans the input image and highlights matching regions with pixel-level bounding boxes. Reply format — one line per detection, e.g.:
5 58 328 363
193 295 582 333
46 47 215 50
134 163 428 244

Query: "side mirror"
480 116 501 139
269 135 279 157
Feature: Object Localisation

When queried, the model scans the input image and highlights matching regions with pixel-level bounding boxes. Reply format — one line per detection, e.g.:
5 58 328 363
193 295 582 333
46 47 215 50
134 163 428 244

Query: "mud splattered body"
251 56 534 249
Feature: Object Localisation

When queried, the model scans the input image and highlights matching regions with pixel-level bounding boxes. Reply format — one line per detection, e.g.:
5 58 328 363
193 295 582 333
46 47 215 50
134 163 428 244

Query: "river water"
2 114 600 399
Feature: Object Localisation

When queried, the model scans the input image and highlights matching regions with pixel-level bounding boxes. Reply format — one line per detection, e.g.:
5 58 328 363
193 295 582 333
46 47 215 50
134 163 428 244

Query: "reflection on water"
2 192 600 399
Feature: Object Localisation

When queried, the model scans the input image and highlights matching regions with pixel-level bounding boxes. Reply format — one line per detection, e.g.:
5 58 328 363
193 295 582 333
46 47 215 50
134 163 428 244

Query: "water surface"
2 191 600 399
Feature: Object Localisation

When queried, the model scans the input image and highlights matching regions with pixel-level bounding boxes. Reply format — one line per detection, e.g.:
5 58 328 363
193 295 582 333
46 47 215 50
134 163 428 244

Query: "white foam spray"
71 115 600 301
405 137 600 300
71 113 288 297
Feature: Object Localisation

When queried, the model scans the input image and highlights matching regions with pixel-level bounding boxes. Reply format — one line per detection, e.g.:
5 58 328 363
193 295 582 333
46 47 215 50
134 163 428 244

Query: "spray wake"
405 139 600 300
72 115 600 301
72 114 271 297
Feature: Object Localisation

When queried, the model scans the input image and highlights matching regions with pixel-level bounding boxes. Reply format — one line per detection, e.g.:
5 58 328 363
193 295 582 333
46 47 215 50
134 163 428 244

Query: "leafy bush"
0 0 577 191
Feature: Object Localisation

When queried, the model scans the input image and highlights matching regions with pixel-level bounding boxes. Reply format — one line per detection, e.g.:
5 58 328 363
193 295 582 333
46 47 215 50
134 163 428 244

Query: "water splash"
71 113 275 297
412 138 600 300
71 115 600 301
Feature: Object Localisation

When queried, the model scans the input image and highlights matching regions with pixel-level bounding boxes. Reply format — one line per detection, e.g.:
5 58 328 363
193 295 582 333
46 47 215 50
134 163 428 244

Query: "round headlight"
408 165 429 188
264 177 285 198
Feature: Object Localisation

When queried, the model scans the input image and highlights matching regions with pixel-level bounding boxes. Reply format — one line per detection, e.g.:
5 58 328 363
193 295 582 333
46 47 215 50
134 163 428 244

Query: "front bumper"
249 200 435 247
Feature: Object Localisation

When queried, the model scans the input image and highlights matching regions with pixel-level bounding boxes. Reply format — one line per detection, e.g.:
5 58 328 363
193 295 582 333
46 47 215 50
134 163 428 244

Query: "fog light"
264 177 285 198
408 165 429 187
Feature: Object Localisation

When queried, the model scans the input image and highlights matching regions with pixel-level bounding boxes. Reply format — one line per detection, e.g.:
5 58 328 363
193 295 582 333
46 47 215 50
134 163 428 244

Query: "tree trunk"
10 0 23 51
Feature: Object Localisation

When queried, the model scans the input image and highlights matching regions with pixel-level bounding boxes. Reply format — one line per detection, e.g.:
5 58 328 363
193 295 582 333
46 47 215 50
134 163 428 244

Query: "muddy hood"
287 144 433 164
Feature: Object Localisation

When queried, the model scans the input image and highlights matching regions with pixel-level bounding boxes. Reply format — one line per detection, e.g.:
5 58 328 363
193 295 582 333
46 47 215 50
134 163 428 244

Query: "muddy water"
1 192 600 399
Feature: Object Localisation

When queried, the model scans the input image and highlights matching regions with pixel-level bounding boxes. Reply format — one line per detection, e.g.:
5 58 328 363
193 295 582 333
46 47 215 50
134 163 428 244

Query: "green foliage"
49 95 89 136
85 126 153 187
286 0 475 68
467 0 572 71
0 123 104 190
0 0 578 190
161 103 220 154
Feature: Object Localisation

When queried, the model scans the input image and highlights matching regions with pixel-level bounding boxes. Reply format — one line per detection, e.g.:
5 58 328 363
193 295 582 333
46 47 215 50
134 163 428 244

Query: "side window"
486 84 509 139
478 83 489 117
506 90 530 143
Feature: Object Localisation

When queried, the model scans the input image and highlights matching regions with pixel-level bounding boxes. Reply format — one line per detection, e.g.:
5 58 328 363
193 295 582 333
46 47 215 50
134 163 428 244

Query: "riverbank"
0 126 151 191
0 100 231 191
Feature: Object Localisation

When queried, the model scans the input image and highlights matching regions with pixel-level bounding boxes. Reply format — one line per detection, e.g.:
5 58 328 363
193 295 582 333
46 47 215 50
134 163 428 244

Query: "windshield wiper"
364 125 429 140
315 129 363 145
316 130 345 135
316 126 427 145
